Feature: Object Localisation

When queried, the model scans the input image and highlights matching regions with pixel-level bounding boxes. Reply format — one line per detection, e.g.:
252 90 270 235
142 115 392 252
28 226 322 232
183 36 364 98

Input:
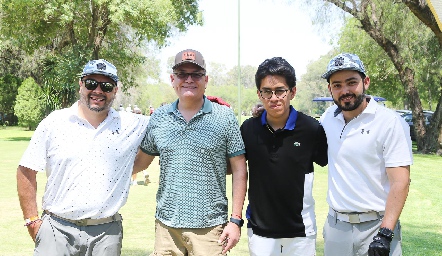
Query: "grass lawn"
1 126 441 255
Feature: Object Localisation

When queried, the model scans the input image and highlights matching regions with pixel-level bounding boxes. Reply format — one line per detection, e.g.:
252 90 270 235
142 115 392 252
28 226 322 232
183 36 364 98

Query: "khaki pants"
151 219 226 256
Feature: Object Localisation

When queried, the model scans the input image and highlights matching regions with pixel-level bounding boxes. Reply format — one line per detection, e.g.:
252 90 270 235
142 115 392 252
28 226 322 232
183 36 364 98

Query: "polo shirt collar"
260 105 298 130
168 96 213 114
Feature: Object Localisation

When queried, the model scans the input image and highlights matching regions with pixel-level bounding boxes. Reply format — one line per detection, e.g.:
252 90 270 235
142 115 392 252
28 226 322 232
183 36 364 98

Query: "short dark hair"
255 57 296 90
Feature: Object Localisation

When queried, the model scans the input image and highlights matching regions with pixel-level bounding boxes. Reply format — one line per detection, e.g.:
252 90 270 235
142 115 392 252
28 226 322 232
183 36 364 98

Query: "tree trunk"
326 0 440 153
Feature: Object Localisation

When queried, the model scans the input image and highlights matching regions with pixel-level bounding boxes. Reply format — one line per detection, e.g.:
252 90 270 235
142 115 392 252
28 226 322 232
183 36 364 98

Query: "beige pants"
151 219 226 256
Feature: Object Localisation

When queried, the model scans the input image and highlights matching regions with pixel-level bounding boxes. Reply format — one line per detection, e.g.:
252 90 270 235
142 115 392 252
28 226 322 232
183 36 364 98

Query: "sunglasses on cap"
82 79 116 93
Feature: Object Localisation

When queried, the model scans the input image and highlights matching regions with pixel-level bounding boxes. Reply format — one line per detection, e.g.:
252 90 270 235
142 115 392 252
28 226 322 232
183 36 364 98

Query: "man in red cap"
133 49 247 255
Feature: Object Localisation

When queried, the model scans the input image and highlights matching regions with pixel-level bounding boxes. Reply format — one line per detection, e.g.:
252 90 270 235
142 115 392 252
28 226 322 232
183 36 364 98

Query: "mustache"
338 93 356 101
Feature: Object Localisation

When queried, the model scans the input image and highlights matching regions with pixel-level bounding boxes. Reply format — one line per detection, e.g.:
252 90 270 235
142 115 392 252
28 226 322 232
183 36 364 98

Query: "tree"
299 0 442 153
0 0 202 112
296 51 336 116
14 77 45 130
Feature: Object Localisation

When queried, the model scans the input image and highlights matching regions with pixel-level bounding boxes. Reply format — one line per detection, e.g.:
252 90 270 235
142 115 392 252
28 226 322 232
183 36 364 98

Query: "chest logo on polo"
361 129 370 134
293 142 301 147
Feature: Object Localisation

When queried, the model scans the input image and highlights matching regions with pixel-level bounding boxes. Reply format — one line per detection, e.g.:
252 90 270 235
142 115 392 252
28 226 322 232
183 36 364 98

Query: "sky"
157 0 335 82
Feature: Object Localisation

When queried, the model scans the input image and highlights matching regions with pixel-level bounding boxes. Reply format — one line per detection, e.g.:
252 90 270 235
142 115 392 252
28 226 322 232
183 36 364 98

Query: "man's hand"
218 222 241 254
368 229 392 256
207 96 230 107
251 103 264 118
27 219 43 242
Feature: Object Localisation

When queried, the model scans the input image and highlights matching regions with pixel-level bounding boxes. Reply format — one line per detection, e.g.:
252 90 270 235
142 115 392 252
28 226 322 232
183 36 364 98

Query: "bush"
14 78 45 130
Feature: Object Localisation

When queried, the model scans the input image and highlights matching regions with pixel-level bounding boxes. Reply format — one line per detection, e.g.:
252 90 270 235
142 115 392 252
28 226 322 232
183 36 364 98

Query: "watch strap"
229 217 244 227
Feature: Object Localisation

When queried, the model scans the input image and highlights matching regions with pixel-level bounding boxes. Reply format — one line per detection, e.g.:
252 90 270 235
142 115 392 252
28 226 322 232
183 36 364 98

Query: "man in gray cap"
320 53 412 256
133 49 247 255
17 59 150 255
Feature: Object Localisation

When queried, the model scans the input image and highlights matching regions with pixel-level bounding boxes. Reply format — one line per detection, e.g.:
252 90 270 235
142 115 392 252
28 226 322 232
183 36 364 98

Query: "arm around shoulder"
133 149 155 175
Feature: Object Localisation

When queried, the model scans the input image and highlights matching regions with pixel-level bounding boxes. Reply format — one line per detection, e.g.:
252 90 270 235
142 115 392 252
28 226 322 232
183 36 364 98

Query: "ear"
363 76 370 91
78 79 83 93
170 74 175 83
289 87 296 100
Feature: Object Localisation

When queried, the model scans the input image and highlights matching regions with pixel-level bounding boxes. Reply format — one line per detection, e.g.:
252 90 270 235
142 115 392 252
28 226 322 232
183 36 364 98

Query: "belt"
328 208 384 224
44 210 122 226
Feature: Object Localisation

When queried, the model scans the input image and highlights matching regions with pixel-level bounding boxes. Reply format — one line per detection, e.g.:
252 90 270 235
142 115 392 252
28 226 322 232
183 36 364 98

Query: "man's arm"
17 165 41 241
219 154 247 253
132 149 155 175
369 165 410 256
382 165 410 230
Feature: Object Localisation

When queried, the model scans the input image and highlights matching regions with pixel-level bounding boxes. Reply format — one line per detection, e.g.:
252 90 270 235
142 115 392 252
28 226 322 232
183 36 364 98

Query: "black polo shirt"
241 107 327 238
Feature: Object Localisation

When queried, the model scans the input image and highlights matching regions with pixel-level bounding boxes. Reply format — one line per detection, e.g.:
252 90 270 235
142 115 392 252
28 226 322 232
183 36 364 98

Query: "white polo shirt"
320 97 413 212
19 102 149 220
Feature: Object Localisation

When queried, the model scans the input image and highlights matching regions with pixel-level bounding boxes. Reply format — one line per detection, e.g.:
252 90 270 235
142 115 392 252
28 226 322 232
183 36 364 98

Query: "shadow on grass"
403 223 442 255
121 248 152 256
4 137 32 141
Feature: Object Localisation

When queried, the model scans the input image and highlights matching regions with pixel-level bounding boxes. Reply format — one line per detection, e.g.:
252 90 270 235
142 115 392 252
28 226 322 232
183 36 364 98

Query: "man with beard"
17 59 149 255
320 53 412 256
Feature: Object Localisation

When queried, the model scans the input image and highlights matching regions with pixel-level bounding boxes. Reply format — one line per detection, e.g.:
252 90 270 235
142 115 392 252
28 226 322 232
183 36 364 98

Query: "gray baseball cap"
172 49 206 70
80 59 119 83
322 53 366 80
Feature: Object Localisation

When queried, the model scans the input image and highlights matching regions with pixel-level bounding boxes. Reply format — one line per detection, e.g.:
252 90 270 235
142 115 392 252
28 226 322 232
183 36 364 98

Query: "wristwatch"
378 227 394 240
229 217 244 227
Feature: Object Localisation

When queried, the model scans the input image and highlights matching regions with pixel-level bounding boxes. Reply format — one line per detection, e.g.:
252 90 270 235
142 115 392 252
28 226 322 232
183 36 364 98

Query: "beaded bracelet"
231 213 242 219
24 216 41 227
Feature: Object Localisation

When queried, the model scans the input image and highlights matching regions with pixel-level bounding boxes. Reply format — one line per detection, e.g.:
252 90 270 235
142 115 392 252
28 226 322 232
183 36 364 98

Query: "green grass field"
1 126 441 255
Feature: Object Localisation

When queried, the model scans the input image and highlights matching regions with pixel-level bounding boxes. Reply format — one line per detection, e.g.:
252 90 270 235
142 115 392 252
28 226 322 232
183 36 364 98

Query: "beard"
333 85 366 112
80 92 114 112
334 92 365 111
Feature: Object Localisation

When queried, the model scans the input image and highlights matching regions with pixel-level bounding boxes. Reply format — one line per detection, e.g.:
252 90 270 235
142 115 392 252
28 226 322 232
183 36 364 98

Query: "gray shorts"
34 213 123 256
323 212 402 256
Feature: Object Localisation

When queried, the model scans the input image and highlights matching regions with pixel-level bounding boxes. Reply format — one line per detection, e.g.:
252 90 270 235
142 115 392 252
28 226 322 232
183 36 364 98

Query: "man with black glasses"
17 59 150 255
241 57 328 255
133 49 247 255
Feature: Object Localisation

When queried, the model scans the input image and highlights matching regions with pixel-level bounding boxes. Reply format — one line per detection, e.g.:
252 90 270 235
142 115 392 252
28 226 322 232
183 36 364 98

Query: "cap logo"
182 51 196 61
97 62 106 70
334 57 345 67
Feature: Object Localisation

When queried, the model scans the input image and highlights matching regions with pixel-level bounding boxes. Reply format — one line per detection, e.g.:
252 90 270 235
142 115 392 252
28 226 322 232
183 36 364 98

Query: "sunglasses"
173 72 206 80
82 79 116 93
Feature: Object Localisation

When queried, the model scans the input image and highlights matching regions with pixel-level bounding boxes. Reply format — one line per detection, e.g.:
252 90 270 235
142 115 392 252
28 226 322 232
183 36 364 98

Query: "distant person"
119 104 124 111
241 57 328 255
133 49 247 255
149 105 155 115
320 53 412 256
133 104 142 114
17 59 150 256
126 104 132 112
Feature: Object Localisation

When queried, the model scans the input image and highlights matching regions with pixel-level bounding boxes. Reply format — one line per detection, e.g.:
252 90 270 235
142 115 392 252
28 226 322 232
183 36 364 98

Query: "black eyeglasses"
173 72 206 80
82 79 116 93
259 89 289 99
